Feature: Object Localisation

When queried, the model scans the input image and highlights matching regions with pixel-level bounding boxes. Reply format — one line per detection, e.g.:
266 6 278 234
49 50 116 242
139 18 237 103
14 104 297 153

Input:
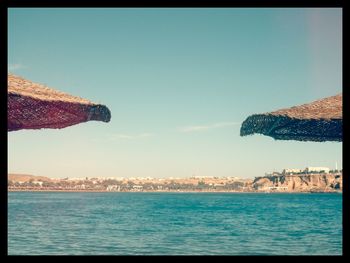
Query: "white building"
32 181 43 187
268 186 288 191
74 184 86 189
283 168 303 175
106 185 120 191
132 185 143 191
305 167 330 174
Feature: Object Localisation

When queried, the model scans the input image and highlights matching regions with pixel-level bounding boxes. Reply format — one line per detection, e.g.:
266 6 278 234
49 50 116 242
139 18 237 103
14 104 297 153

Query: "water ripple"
8 192 342 255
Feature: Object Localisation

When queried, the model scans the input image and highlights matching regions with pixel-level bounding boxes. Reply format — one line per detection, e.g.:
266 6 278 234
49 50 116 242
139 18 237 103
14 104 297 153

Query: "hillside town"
8 166 342 193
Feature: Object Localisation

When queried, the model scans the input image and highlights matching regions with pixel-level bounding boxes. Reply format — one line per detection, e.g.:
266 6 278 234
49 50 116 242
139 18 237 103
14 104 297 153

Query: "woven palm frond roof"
268 94 342 120
240 94 342 142
8 74 111 131
8 74 93 104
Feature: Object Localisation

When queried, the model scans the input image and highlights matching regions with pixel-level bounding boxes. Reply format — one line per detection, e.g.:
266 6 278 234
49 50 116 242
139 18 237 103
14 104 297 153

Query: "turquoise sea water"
8 192 342 255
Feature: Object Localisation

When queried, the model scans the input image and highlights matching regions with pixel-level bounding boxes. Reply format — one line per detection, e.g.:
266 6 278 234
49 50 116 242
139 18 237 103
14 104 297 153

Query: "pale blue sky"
8 8 342 179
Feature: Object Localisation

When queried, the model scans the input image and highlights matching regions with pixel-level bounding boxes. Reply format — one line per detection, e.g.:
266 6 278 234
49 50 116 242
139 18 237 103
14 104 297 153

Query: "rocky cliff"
252 173 342 192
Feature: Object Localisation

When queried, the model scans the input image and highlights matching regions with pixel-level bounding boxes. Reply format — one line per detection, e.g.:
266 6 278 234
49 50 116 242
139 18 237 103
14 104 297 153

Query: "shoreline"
8 189 342 194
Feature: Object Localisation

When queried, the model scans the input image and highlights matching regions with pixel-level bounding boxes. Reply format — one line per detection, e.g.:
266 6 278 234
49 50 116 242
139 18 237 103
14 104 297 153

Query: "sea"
8 192 342 255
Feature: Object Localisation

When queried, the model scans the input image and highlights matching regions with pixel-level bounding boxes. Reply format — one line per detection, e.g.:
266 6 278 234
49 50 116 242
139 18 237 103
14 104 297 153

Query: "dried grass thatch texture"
8 74 111 131
240 94 342 142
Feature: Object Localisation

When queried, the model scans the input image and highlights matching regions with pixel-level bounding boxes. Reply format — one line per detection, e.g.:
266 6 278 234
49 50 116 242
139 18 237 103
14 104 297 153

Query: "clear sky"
8 8 342 179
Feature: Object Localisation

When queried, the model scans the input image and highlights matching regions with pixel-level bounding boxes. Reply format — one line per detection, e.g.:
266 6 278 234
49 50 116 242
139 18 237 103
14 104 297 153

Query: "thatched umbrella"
240 94 342 142
8 74 111 131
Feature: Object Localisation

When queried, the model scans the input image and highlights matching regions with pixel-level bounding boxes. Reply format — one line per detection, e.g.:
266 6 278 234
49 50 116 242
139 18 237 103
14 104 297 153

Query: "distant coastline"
8 189 342 194
8 171 342 194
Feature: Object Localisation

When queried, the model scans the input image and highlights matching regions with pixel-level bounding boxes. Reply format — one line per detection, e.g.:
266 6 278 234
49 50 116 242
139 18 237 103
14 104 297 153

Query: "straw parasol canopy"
240 94 342 142
8 74 111 131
